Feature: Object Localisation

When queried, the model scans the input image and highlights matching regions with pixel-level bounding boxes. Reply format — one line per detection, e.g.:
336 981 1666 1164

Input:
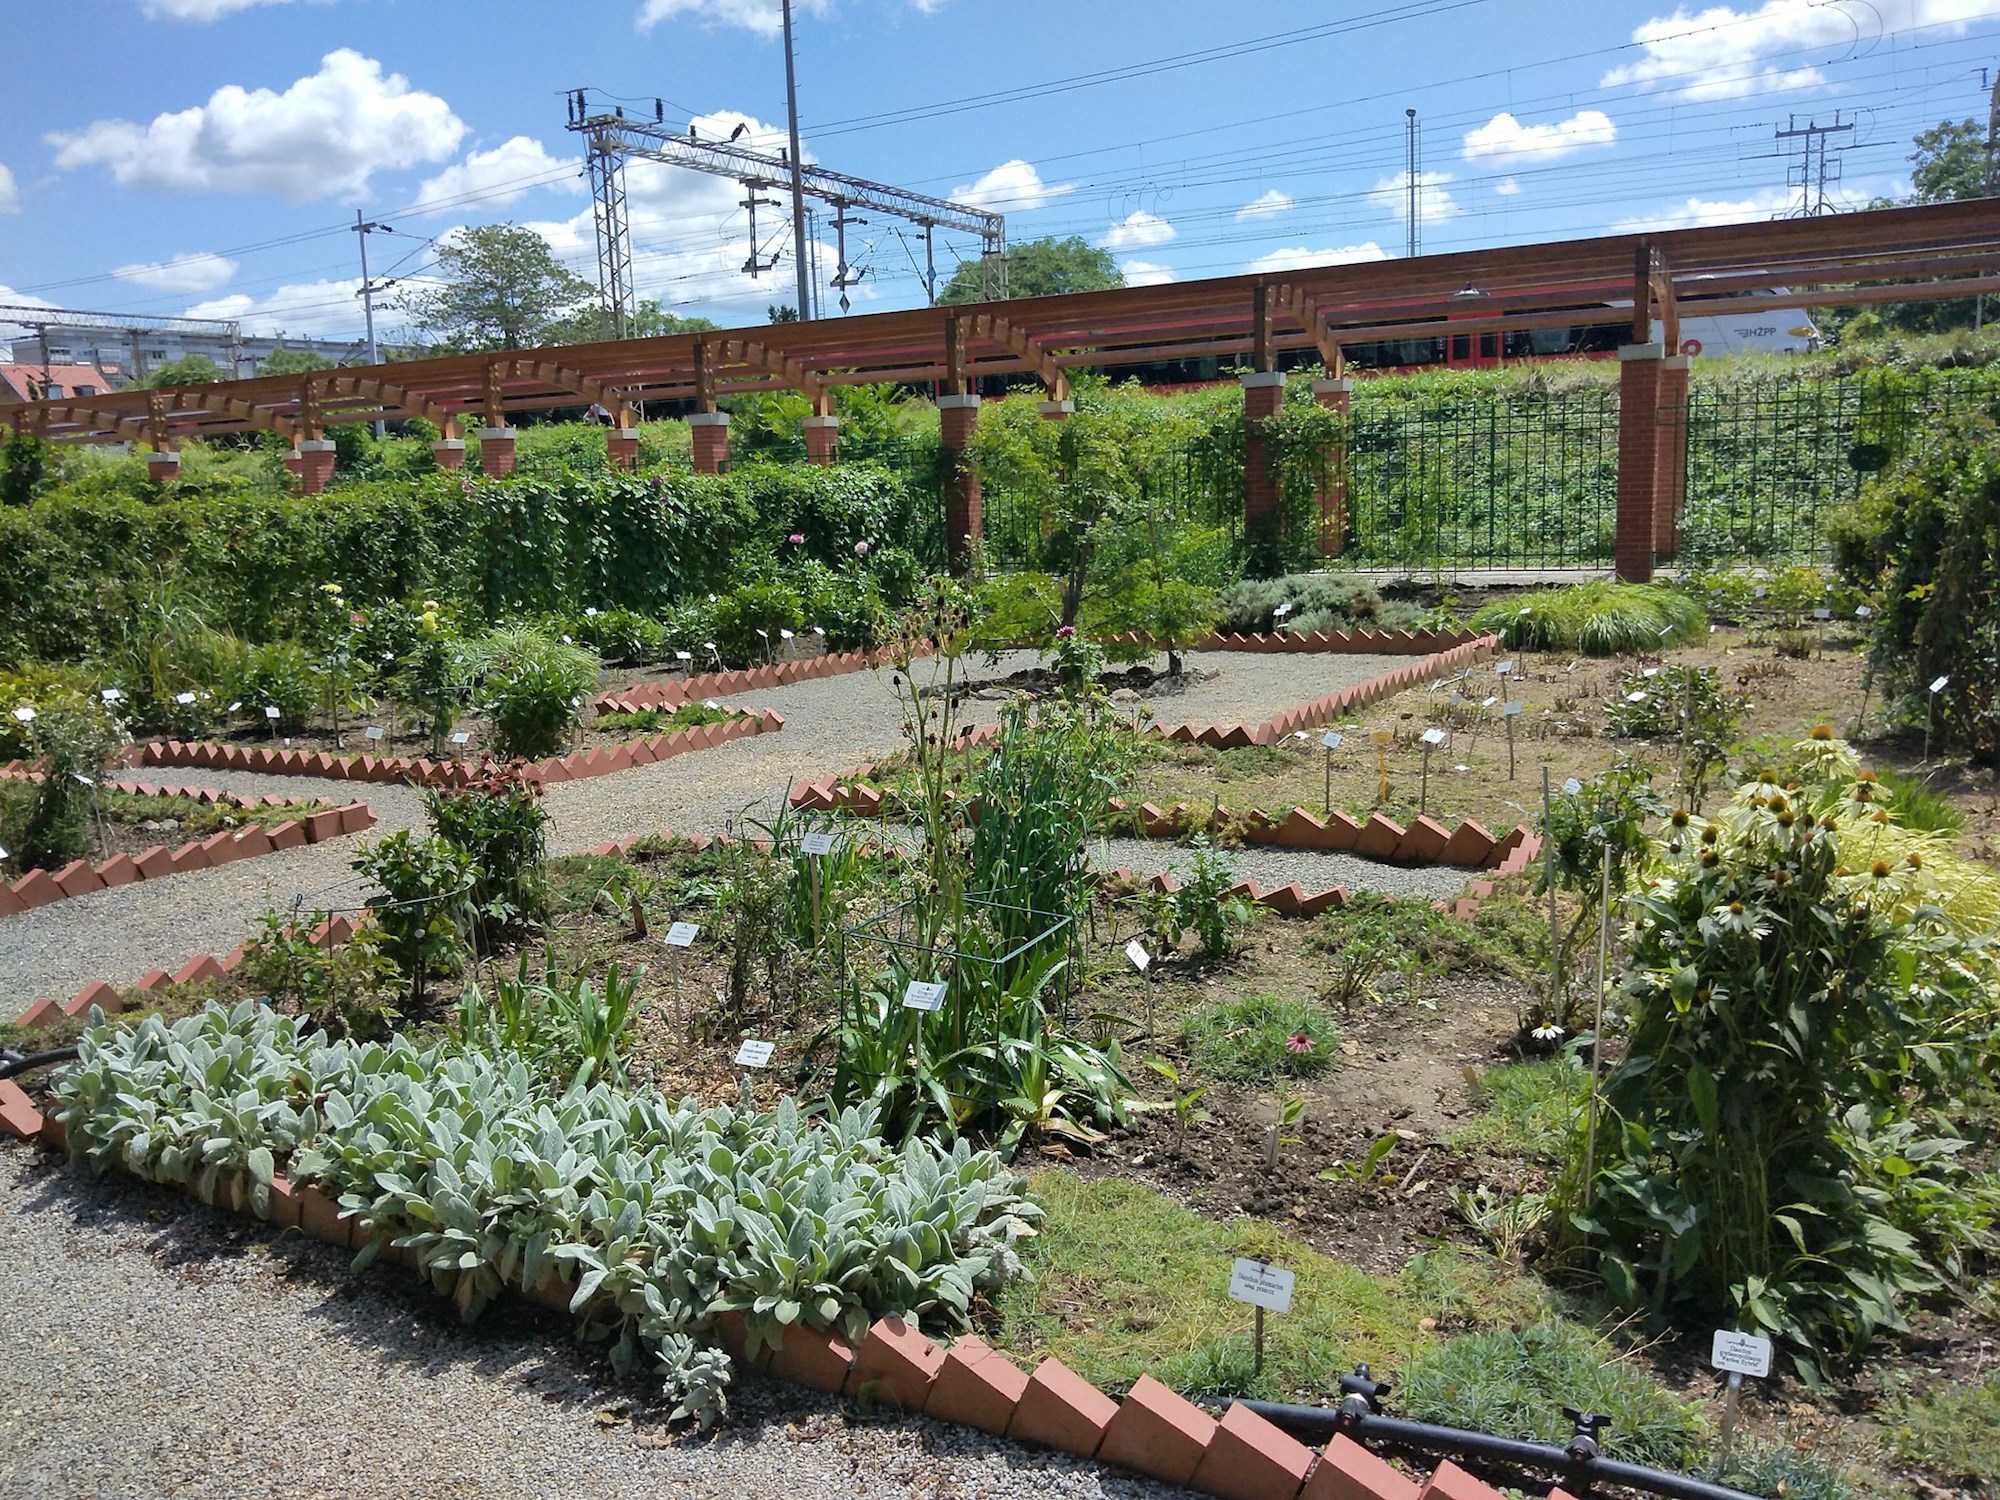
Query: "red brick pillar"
1653 353 1691 560
296 439 337 495
804 415 838 466
1311 377 1351 558
1615 344 1664 583
607 429 640 471
938 393 982 575
432 439 466 471
1242 371 1287 542
146 451 180 485
689 413 730 474
478 427 517 478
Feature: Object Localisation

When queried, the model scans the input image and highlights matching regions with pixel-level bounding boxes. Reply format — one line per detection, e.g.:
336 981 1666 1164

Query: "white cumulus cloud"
48 49 464 203
1367 170 1461 226
1120 259 1175 287
183 277 371 340
951 159 1073 213
1101 209 1174 250
1495 178 1521 196
1236 190 1294 221
1245 243 1390 275
409 137 581 217
1609 185 1801 230
1463 109 1616 167
636 0 829 35
1602 0 1991 101
0 164 17 214
113 253 240 293
138 0 294 18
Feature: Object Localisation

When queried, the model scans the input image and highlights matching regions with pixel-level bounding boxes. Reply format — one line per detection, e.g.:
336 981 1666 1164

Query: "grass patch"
1397 1323 1706 1469
1471 582 1705 656
1883 1372 2000 1489
595 702 743 735
1449 1060 1585 1160
1182 993 1336 1081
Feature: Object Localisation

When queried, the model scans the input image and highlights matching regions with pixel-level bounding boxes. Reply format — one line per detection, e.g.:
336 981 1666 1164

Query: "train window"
1480 332 1499 360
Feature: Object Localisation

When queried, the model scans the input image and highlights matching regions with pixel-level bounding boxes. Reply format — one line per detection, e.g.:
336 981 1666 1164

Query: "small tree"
138 353 225 388
400 224 593 352
937 236 1123 305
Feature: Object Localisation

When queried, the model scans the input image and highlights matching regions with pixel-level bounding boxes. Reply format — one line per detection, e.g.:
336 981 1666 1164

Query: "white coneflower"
1710 899 1768 939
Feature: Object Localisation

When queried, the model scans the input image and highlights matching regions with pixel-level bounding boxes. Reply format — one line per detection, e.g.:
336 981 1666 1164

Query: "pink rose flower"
854 540 870 556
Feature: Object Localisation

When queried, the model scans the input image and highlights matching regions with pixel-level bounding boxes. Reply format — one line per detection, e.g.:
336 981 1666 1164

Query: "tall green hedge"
0 462 930 666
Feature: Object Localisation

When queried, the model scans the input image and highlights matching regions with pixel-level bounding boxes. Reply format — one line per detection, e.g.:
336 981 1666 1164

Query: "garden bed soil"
192 704 751 765
964 663 1219 702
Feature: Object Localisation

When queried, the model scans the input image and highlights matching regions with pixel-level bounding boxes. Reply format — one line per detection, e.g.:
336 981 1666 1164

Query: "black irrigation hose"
1243 1379 1763 1500
0 1046 79 1081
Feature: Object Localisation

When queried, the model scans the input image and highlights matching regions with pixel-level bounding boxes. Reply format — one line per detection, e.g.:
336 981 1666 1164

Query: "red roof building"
0 362 121 403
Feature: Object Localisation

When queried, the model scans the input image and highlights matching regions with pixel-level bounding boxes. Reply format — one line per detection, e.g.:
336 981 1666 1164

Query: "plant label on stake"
1503 700 1524 780
1125 939 1150 972
1418 727 1447 816
450 731 470 747
799 832 835 856
1321 730 1343 812
665 921 700 948
1711 1329 1771 1466
902 980 947 1012
733 1039 775 1068
1926 675 1949 761
364 726 384 742
1228 1257 1295 1375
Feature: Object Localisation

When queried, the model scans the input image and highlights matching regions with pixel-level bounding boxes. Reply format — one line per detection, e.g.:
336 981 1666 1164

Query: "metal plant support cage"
838 891 1077 1024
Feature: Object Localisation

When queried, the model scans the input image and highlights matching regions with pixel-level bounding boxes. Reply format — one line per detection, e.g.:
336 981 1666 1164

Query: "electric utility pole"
1405 108 1420 258
352 209 392 437
783 0 812 323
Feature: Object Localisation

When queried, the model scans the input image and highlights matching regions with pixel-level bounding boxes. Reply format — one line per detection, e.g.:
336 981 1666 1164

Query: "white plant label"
0 846 8 860
1420 728 1447 747
1812 608 1832 621
1562 778 1584 795
101 688 121 703
799 831 836 856
450 731 471 746
264 706 281 721
1855 605 1874 619
676 650 693 662
1931 676 1950 694
1496 660 1515 676
176 692 197 706
704 641 717 652
733 1039 775 1069
364 726 385 741
780 629 795 640
1321 730 1343 750
72 772 94 786
812 625 826 636
1481 695 1498 708
1228 1258 1295 1315
10 707 32 723
585 607 599 618
1504 700 1525 716
1626 691 1648 703
664 921 700 948
228 701 242 713
1273 602 1293 617
756 628 769 638
703 699 721 710
1642 668 1659 679
1125 939 1150 972
902 980 947 1012
1710 1330 1771 1379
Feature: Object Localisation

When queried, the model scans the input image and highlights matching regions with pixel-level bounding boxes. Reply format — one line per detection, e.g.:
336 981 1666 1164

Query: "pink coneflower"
854 540 870 556
788 532 805 546
1285 1033 1314 1055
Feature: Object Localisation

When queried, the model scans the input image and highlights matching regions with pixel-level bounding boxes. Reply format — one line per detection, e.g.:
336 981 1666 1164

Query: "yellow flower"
420 611 440 632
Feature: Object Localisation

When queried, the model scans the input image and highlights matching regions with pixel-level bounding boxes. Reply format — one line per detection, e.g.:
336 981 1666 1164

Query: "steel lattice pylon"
586 136 637 339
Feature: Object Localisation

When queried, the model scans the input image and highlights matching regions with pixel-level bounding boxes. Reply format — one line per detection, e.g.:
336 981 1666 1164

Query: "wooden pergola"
6 199 1998 451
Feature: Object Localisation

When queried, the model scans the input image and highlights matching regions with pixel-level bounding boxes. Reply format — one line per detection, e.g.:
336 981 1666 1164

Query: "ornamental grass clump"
1568 736 2000 1376
1471 581 1705 656
51 1001 1042 1430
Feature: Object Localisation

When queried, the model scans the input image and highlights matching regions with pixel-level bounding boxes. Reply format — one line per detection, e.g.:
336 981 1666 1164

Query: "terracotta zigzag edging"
131 709 783 789
594 644 928 715
1114 626 1487 657
0 781 374 923
0 1089 1531 1500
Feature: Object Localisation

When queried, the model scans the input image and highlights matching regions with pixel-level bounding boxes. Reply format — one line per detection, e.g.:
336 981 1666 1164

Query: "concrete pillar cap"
1039 399 1076 416
296 439 337 452
1661 355 1693 371
803 415 839 429
1618 343 1666 362
475 427 516 440
687 412 731 427
1312 378 1354 394
935 394 982 409
1240 371 1288 388
432 438 466 451
145 451 181 464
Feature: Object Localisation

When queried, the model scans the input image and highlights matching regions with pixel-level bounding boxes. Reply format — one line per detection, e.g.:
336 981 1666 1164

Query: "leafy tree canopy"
137 353 225 388
399 224 594 352
1908 117 1989 204
937 237 1124 306
544 299 718 346
259 349 339 376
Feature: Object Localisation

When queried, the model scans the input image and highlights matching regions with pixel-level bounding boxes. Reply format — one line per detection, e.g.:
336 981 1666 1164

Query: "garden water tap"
1563 1408 1611 1461
1338 1364 1388 1417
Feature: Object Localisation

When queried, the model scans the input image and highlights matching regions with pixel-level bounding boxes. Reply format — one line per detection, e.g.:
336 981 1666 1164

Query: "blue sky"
5 0 2000 345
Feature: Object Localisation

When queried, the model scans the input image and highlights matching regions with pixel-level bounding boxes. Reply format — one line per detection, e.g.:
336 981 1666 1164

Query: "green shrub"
710 580 804 664
229 640 318 734
471 626 599 760
567 606 668 665
1182 993 1337 1082
238 909 402 1039
353 831 475 1004
1470 581 1705 655
11 697 122 869
1216 574 1422 636
1397 1324 1704 1470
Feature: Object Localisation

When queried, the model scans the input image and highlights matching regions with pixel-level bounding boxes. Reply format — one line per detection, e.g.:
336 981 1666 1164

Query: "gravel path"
0 651 1414 1008
0 1150 1185 1500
